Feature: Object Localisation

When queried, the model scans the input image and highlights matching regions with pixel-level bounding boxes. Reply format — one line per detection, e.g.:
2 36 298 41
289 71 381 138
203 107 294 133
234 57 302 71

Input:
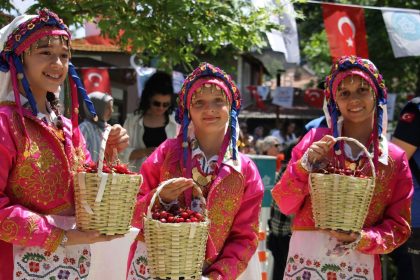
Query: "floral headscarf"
324 55 388 168
176 62 241 175
0 8 96 145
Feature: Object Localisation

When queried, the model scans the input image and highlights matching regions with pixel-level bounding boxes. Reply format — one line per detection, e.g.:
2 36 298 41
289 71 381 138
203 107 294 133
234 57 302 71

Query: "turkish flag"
81 68 111 94
304 88 324 108
322 4 369 60
247 85 266 110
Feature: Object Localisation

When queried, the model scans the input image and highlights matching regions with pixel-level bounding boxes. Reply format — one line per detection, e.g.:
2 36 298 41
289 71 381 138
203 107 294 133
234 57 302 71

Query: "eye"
192 100 204 108
214 98 226 106
61 52 69 59
337 90 350 99
358 87 371 96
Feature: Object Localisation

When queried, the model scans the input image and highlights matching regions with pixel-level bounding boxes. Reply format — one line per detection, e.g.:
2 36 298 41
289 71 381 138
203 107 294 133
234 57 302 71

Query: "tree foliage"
296 0 420 96
1 0 298 70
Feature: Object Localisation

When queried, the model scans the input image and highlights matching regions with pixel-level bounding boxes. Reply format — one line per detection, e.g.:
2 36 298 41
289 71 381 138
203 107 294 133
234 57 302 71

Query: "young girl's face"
335 75 376 124
22 35 70 96
189 84 230 135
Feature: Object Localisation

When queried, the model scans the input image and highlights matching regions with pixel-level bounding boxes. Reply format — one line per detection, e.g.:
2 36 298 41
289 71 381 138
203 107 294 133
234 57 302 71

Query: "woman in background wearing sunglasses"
120 71 179 172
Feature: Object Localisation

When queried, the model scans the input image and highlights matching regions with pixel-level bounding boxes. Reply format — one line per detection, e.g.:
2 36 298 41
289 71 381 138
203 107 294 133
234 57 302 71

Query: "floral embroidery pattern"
284 253 370 280
14 246 90 279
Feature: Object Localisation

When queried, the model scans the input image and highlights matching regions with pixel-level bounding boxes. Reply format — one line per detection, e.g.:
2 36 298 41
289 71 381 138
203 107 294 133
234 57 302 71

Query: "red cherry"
152 212 160 220
195 213 204 221
190 217 198 222
167 216 175 223
186 219 191 223
160 211 168 219
181 212 189 219
160 218 167 223
176 217 185 223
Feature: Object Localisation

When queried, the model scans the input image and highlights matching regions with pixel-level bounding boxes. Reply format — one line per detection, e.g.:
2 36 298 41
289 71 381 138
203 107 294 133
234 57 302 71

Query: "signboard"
247 155 277 207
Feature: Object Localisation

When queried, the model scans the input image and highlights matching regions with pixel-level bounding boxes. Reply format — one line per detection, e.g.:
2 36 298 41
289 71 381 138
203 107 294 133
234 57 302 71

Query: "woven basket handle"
147 178 208 219
97 126 112 174
334 136 376 179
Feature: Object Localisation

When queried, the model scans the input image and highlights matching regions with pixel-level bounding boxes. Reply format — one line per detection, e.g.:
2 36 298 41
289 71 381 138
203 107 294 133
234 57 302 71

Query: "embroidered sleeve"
204 159 264 279
131 140 168 229
0 113 65 250
356 153 413 254
271 129 318 215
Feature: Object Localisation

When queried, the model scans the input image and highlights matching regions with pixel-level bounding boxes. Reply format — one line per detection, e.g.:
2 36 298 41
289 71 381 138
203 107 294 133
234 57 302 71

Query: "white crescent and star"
337 16 356 47
87 72 103 87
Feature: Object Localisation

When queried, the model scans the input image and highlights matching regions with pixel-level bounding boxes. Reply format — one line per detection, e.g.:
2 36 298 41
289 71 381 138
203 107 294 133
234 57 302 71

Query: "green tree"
1 0 302 70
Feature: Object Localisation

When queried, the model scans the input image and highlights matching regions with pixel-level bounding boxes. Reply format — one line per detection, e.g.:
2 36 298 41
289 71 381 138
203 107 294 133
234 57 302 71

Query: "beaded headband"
0 8 96 146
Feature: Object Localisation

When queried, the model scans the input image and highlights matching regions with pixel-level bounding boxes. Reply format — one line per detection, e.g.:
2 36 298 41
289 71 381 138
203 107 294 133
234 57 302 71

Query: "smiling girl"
272 56 413 279
0 9 128 279
126 63 264 280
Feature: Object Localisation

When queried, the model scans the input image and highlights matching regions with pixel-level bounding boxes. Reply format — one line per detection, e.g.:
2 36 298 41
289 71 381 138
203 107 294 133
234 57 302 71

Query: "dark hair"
46 92 63 129
134 71 175 118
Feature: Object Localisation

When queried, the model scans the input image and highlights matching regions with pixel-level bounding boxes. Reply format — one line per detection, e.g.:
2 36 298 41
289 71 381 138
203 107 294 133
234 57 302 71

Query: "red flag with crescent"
81 68 111 94
322 4 369 60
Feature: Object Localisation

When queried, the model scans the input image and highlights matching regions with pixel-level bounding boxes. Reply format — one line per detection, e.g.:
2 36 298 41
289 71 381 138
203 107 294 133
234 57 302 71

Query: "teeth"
45 73 60 79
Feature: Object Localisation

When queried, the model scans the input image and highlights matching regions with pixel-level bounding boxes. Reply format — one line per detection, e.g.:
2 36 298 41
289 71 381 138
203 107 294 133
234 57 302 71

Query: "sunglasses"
151 100 171 108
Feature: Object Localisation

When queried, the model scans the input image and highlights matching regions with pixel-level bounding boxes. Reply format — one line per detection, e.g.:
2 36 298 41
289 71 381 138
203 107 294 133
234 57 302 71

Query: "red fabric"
322 4 369 60
247 85 265 109
304 88 324 108
81 68 111 95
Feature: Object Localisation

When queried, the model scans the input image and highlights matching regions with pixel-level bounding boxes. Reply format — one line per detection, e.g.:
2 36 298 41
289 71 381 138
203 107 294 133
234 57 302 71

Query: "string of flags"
309 1 420 59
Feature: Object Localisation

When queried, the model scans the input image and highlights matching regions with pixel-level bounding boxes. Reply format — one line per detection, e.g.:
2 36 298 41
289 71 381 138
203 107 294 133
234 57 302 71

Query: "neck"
194 130 226 159
342 119 374 146
18 82 48 114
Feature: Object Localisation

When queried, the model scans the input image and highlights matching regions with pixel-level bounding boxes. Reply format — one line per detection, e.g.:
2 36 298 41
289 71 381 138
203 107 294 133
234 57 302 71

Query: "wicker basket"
144 180 210 279
309 136 376 232
74 127 143 235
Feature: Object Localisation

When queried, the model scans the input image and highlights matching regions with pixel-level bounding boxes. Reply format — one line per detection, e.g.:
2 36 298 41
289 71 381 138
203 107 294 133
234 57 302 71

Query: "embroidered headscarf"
324 55 388 168
0 8 96 145
176 62 241 176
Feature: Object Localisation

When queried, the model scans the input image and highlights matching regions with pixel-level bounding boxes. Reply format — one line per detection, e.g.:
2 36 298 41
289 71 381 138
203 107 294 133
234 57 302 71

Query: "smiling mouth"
43 72 62 80
348 108 363 113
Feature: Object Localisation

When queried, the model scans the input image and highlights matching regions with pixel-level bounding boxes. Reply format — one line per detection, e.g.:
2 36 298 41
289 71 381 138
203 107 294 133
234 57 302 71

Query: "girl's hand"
158 178 194 203
307 135 336 166
65 229 123 246
323 229 360 243
106 124 129 154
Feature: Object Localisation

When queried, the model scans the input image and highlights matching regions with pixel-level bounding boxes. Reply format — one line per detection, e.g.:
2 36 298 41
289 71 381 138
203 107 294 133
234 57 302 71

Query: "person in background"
127 62 264 279
255 135 291 280
256 135 284 172
272 56 413 279
120 71 178 172
390 96 420 280
0 9 128 279
79 91 114 162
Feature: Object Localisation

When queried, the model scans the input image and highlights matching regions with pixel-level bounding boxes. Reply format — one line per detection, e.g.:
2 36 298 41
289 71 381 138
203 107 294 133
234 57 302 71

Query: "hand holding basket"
309 136 376 232
144 179 210 279
74 127 143 235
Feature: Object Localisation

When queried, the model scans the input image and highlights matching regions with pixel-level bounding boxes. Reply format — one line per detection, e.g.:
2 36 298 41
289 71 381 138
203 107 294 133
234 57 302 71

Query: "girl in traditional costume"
272 56 413 279
0 9 128 279
127 62 264 280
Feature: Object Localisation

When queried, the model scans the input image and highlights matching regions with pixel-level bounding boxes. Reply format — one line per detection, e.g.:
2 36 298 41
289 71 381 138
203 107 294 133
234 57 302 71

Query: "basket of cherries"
74 127 142 235
308 136 376 232
144 180 209 279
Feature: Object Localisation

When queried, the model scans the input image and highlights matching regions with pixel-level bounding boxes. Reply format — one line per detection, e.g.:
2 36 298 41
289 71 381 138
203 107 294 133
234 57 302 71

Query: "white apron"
284 231 374 280
127 240 261 280
13 215 91 280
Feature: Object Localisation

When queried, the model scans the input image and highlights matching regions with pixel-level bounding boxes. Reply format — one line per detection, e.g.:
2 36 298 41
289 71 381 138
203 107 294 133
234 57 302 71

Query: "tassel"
68 63 97 120
13 57 38 116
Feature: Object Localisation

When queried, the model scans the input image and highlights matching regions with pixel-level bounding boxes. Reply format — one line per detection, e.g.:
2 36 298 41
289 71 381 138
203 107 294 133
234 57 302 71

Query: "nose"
51 55 64 68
